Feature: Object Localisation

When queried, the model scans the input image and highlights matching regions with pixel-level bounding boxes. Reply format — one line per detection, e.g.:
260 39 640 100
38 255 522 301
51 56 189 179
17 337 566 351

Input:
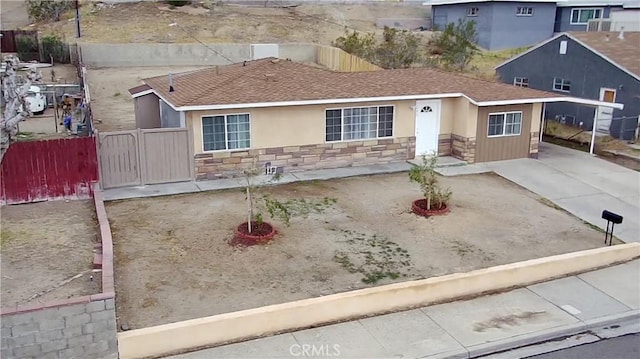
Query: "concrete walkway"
166 260 640 359
436 143 640 244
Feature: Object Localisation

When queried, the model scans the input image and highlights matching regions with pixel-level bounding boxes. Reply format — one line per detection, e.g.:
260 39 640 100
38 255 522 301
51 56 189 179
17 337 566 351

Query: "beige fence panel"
139 128 193 185
98 130 141 189
316 45 381 72
98 128 193 189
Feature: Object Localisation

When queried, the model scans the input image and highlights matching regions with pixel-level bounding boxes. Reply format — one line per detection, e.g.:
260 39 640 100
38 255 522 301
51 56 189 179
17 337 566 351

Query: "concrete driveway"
485 143 639 243
0 0 30 30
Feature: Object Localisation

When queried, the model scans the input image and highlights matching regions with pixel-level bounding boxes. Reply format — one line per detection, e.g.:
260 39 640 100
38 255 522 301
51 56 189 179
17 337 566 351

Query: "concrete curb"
462 310 640 358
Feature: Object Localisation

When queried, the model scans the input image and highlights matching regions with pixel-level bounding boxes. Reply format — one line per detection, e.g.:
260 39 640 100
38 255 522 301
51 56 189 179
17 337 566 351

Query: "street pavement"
525 333 640 359
165 260 640 359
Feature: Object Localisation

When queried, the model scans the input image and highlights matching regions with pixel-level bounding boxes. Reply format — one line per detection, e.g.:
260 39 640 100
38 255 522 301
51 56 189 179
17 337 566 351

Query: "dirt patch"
108 172 606 330
87 66 208 131
0 200 101 308
33 2 429 45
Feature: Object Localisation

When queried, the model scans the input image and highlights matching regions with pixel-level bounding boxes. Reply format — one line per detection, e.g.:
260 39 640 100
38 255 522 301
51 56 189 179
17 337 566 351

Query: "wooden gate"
97 128 193 189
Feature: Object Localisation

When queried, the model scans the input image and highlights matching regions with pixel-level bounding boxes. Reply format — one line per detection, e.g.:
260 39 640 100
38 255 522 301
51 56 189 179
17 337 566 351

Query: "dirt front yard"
87 66 208 131
0 200 100 308
108 173 605 329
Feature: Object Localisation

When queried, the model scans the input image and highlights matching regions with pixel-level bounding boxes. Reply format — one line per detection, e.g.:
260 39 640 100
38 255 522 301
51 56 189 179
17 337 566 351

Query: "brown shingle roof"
570 32 640 77
128 83 151 95
141 58 563 107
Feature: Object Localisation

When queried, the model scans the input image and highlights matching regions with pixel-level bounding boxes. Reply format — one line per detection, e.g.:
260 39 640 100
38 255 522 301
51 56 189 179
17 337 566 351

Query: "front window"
570 8 602 25
467 7 479 16
325 106 394 142
488 112 522 137
516 7 534 16
202 114 250 151
553 77 571 92
514 77 529 87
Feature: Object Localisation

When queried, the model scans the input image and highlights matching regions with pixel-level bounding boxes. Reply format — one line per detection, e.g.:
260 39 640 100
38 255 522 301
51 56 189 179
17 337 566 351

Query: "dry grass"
468 47 530 80
545 121 637 154
29 2 429 45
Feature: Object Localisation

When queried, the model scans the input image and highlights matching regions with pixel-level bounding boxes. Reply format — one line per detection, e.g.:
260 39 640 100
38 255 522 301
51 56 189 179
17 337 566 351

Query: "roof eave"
479 97 623 109
173 93 469 111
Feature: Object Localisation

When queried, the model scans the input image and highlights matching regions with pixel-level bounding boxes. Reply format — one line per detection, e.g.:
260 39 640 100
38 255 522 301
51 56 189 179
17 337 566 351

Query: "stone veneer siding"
195 137 416 180
438 134 452 156
529 132 540 159
451 134 476 163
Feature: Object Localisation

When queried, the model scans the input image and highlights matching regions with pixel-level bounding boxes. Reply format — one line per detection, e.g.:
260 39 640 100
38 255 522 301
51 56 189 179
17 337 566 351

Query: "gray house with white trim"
495 31 640 140
425 0 640 50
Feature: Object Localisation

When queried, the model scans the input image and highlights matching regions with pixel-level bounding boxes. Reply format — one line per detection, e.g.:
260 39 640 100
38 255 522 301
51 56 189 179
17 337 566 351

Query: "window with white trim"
516 7 534 16
553 77 571 92
325 106 394 142
488 112 522 137
202 114 250 151
467 7 479 16
570 8 602 25
513 77 529 87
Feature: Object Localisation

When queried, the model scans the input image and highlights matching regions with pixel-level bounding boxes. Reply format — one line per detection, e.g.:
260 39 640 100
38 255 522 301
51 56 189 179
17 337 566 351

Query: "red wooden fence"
0 137 99 205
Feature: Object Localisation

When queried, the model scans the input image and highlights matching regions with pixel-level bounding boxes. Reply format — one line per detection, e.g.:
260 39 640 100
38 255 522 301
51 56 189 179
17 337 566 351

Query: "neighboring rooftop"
134 58 565 109
496 31 640 78
424 0 640 6
570 31 640 76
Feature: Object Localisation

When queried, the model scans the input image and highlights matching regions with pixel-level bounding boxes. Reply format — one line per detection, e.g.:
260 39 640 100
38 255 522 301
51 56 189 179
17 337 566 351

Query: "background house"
495 31 640 140
425 0 640 50
128 58 620 181
428 0 558 50
555 0 640 32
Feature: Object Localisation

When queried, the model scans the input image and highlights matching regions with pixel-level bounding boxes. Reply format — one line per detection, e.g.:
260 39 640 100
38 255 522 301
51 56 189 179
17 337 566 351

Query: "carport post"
590 109 598 155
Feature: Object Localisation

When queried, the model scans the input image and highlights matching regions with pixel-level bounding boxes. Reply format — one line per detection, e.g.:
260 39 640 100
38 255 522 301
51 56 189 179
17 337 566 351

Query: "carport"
537 98 625 155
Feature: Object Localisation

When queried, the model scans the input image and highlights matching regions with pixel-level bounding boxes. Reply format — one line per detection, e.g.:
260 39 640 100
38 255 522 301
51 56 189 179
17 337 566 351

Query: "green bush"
167 0 190 6
16 36 38 61
40 34 69 63
26 0 73 22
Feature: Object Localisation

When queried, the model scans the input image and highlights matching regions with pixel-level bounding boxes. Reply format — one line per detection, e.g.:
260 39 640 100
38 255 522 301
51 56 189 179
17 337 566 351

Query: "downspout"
590 108 598 155
539 102 546 143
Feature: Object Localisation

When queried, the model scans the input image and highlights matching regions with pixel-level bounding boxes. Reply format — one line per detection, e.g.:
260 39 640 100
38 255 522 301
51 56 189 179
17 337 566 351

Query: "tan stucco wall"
188 100 422 154
448 97 478 139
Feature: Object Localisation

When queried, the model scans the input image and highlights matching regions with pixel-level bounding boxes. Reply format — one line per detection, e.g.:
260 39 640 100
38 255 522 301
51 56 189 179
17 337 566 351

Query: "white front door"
414 100 440 157
596 88 616 133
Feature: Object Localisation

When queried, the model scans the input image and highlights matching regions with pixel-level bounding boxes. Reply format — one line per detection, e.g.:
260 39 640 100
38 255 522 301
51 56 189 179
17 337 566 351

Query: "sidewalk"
166 260 640 359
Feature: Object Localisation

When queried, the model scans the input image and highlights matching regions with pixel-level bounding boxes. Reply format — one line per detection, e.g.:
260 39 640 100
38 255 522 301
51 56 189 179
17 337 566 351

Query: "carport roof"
132 58 623 111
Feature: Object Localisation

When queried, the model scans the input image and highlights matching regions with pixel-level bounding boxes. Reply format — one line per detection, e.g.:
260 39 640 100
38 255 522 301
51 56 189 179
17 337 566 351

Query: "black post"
75 0 81 38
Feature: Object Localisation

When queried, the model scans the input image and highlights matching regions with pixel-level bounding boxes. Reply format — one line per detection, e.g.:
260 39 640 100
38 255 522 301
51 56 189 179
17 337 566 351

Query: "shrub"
428 19 479 71
26 0 73 22
167 0 191 6
333 27 422 69
16 36 38 61
40 34 69 63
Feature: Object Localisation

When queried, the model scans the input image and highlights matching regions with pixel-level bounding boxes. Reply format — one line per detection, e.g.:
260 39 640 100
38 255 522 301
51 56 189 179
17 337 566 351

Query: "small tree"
242 158 336 234
26 0 73 22
408 152 451 210
428 19 479 71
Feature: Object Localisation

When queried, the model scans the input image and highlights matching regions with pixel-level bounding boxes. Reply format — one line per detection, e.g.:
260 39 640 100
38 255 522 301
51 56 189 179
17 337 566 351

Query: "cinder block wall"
1 299 117 359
